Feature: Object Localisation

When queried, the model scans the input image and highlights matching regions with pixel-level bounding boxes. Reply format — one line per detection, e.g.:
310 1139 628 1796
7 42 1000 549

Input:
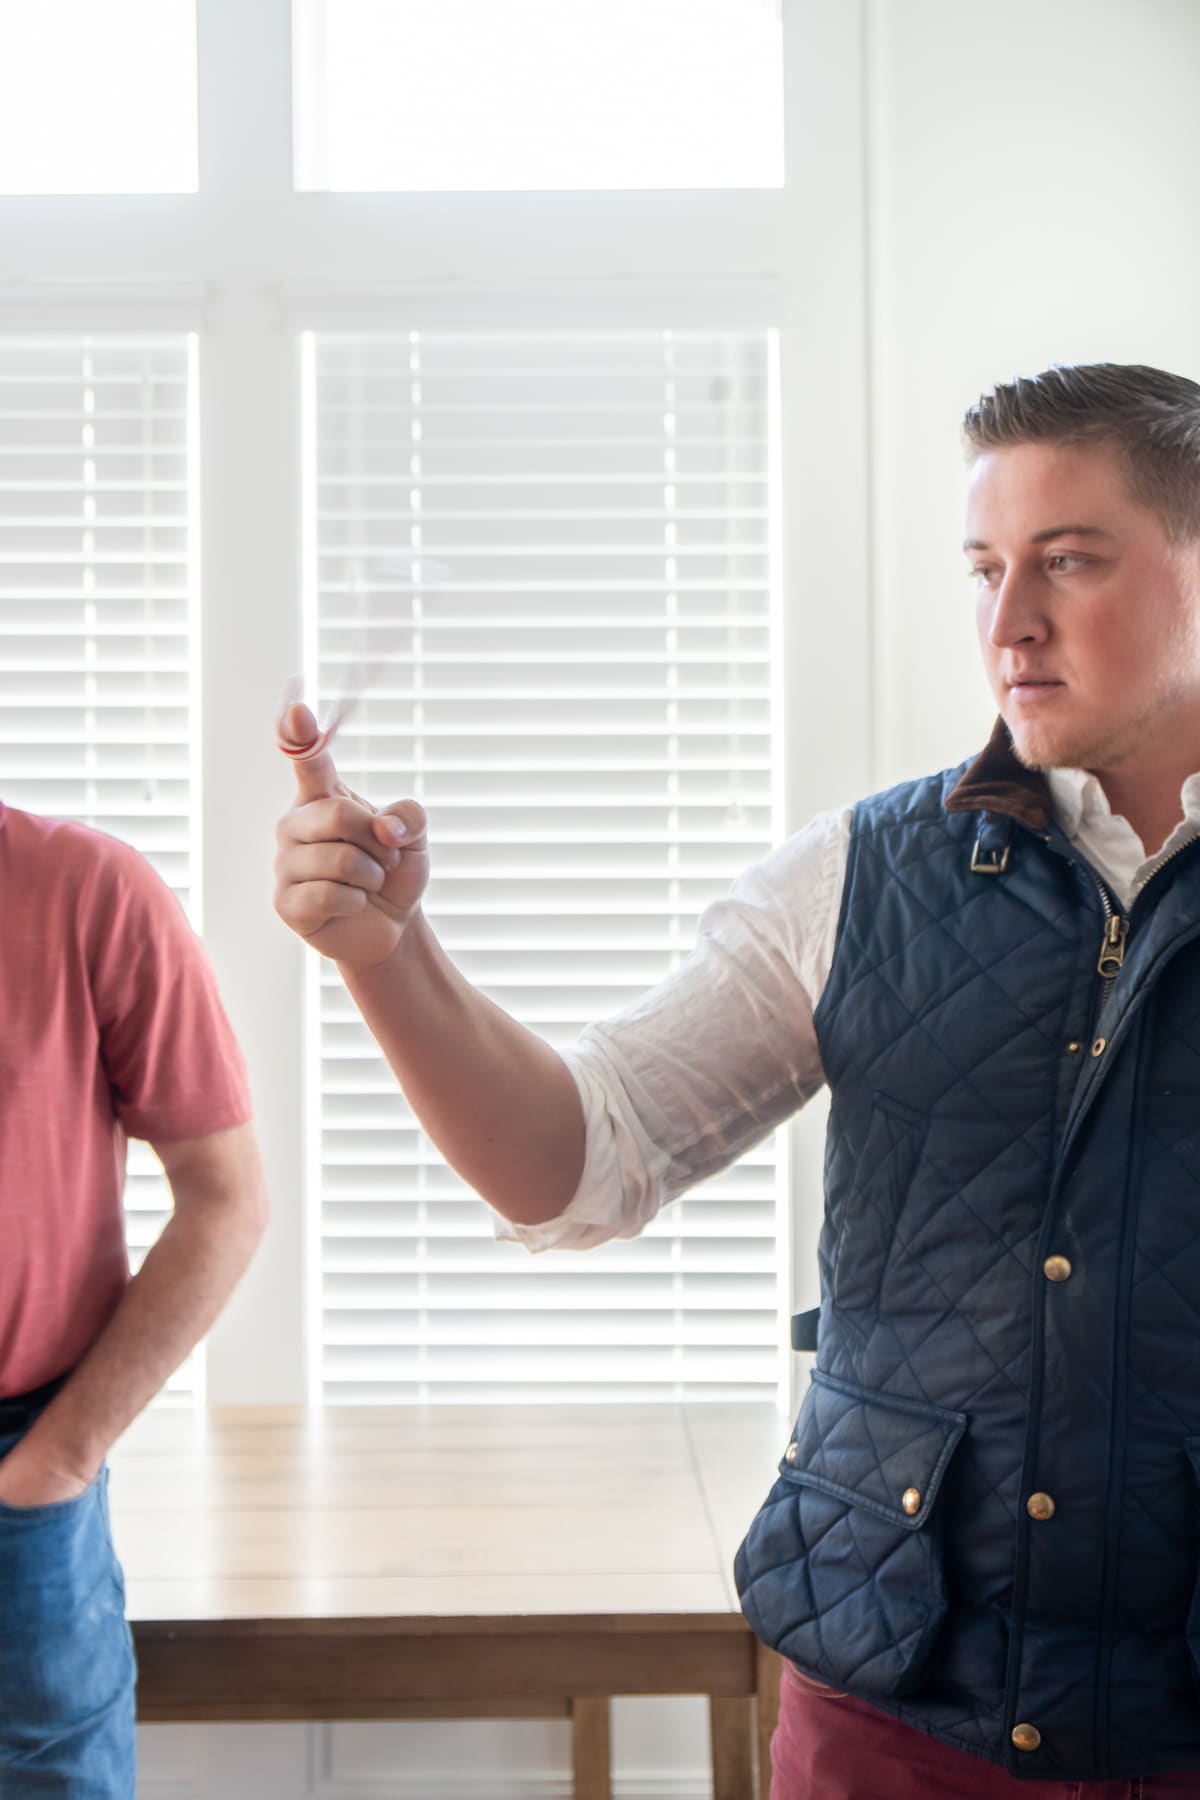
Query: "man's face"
965 439 1200 773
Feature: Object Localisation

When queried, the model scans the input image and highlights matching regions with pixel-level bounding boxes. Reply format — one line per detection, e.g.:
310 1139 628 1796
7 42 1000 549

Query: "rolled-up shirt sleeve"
491 806 851 1253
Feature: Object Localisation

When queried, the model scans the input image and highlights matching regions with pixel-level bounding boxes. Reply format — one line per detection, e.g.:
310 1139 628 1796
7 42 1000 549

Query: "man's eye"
969 566 998 585
1048 553 1085 573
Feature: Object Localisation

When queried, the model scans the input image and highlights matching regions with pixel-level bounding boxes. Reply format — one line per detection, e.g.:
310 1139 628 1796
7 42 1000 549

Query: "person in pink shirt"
0 800 267 1796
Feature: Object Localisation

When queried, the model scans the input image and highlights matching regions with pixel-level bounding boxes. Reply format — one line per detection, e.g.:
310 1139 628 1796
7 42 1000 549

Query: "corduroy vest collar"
944 716 1053 832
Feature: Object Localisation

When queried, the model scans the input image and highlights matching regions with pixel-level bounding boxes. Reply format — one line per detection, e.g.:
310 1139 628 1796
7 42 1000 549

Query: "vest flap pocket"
780 1371 967 1532
734 1373 969 1700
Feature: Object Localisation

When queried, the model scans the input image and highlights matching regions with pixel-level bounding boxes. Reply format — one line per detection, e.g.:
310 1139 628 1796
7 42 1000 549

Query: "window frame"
0 0 874 1414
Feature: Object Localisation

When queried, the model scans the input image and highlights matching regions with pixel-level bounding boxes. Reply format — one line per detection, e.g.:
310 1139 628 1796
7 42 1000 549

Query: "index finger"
276 694 344 804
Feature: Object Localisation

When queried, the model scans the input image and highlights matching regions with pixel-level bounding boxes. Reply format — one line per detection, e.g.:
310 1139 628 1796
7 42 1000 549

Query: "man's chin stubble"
1006 710 1157 777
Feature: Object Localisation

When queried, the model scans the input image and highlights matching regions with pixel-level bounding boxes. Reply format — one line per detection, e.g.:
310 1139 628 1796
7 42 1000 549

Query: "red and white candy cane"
277 562 449 765
275 674 356 763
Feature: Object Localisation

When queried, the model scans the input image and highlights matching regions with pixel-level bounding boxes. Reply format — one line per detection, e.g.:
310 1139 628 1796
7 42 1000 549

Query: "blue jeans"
0 1426 136 1796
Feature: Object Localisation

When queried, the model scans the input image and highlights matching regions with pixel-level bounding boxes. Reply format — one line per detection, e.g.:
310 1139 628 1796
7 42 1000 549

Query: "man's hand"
0 1437 95 1509
273 700 429 970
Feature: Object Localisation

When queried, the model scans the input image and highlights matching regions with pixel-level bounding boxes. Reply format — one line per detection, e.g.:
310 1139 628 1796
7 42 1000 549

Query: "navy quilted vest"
734 726 1200 1781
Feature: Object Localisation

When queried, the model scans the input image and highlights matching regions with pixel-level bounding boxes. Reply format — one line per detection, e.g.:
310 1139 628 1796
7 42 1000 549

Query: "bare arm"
343 911 585 1225
0 1121 268 1506
273 704 585 1226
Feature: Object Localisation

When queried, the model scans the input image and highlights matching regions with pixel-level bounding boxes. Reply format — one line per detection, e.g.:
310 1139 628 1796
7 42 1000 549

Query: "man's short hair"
963 362 1200 542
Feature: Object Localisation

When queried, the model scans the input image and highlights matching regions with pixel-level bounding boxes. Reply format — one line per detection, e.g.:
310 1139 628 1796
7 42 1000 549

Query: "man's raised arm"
272 702 586 1227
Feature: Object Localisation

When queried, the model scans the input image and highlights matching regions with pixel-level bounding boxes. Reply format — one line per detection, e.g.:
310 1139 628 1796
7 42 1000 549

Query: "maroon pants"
770 1664 1200 1800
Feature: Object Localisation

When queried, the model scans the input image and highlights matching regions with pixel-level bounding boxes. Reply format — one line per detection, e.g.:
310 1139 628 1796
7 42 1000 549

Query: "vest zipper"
1086 831 1200 1027
1089 875 1127 1020
1128 830 1200 906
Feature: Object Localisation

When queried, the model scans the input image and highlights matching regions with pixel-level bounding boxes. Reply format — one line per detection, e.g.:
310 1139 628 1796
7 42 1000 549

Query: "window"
0 0 851 1418
0 1 198 195
306 327 782 1401
293 0 784 191
0 334 199 1392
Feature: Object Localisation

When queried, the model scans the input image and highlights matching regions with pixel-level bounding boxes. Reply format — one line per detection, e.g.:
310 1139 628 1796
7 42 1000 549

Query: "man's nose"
987 569 1049 649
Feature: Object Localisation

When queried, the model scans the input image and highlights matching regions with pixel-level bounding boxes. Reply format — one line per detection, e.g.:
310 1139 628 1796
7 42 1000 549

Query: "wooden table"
108 1402 787 1800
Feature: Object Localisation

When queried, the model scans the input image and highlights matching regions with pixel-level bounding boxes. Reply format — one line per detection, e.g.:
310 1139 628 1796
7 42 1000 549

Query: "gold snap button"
1012 1723 1042 1753
1026 1491 1056 1521
901 1487 921 1516
1066 1040 1081 1055
1091 1037 1107 1057
1043 1255 1072 1282
784 1442 799 1465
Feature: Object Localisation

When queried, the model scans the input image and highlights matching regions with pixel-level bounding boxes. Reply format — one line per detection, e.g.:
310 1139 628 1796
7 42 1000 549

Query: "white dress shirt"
492 767 1200 1255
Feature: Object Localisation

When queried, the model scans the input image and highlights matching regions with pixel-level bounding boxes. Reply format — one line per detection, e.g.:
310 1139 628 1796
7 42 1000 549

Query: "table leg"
571 1696 611 1800
755 1643 784 1800
710 1695 755 1800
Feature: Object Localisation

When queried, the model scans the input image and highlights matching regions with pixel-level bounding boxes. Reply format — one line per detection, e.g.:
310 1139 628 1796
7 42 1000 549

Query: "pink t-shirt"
0 801 253 1397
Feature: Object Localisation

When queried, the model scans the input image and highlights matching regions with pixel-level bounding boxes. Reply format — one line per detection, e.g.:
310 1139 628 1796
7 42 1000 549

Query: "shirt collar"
1180 773 1200 824
1045 766 1105 840
1047 766 1200 844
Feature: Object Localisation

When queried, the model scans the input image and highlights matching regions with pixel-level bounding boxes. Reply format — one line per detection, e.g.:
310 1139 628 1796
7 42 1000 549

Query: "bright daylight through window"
0 0 197 194
294 0 784 191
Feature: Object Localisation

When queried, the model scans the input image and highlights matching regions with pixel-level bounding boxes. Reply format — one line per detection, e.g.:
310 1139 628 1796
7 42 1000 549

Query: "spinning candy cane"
276 558 451 772
274 673 355 765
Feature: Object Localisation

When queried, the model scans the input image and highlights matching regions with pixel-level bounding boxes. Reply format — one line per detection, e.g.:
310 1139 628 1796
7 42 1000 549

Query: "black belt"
0 1371 70 1433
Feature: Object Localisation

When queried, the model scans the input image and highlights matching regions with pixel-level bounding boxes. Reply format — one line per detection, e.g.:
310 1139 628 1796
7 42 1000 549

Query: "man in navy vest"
275 362 1200 1795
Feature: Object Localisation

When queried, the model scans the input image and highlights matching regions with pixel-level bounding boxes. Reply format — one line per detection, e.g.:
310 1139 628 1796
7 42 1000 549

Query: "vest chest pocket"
832 1092 929 1312
734 1371 968 1700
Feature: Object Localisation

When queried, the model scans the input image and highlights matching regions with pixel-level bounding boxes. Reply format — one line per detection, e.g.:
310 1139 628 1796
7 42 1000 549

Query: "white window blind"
0 335 198 1395
307 328 782 1404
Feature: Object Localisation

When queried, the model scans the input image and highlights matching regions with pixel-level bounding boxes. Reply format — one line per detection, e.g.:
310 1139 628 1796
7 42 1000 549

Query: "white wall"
865 0 1200 788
